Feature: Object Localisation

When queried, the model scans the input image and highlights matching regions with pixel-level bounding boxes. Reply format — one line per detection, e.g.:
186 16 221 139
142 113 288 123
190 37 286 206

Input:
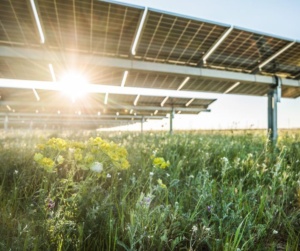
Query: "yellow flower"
120 159 130 170
153 157 170 169
74 148 83 162
34 153 43 162
157 178 167 189
36 144 45 151
160 160 170 169
153 157 164 166
40 157 55 172
47 138 67 151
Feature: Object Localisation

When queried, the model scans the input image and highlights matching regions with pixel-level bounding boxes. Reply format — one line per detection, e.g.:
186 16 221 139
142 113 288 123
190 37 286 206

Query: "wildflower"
90 162 103 173
192 225 198 232
74 148 83 161
47 199 55 210
157 179 167 189
149 172 154 176
120 159 130 170
33 153 43 162
57 155 64 164
189 175 194 179
153 157 170 169
107 173 112 178
40 157 55 172
207 206 212 212
166 173 170 177
68 148 75 154
221 157 229 163
272 230 278 235
47 138 67 151
203 226 210 231
14 170 18 175
141 196 152 207
161 161 170 168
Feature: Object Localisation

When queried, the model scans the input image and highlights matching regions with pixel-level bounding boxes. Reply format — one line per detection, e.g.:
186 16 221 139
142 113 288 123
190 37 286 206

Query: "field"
0 129 300 251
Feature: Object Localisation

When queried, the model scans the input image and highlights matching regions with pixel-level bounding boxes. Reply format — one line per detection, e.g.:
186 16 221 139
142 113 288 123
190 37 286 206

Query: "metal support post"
268 89 277 143
169 107 174 134
4 115 8 130
141 116 144 134
268 76 281 144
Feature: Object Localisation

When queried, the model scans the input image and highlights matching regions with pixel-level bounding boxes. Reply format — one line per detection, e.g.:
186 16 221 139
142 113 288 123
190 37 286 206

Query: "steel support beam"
0 78 221 99
268 89 278 144
4 115 8 130
169 107 174 134
0 119 136 126
1 46 299 87
141 116 144 133
0 101 211 113
268 76 281 144
0 112 166 120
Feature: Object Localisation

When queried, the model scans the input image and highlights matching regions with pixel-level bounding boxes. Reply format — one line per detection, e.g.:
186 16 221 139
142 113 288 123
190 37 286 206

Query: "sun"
60 71 88 102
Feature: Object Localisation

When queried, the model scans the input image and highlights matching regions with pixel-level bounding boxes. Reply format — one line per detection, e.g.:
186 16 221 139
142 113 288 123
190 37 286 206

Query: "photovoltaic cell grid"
0 0 300 129
136 11 228 66
207 28 291 72
262 43 300 77
38 0 141 56
0 0 38 45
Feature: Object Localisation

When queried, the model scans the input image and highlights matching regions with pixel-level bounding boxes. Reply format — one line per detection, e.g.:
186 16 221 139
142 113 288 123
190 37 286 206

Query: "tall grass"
0 130 300 250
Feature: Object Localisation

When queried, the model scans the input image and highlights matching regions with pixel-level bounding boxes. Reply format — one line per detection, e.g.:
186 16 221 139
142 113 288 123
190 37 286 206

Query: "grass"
0 129 300 250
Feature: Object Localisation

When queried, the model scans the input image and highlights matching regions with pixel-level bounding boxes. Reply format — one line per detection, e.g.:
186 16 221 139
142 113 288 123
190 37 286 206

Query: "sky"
115 0 300 130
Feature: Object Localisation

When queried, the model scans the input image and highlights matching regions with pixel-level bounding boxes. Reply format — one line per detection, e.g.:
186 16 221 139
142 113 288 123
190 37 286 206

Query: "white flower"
272 230 278 235
192 225 198 232
189 175 194 179
106 173 111 178
68 148 75 153
166 173 170 177
221 157 229 163
14 170 18 174
149 172 154 176
90 162 103 173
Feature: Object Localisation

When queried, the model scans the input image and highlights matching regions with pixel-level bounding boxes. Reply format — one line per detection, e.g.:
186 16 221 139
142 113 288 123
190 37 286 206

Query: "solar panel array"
0 0 300 129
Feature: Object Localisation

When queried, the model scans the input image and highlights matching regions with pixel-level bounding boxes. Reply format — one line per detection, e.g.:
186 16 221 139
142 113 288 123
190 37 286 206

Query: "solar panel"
206 28 291 72
0 0 300 129
137 10 228 66
38 0 142 56
262 43 300 78
0 0 38 45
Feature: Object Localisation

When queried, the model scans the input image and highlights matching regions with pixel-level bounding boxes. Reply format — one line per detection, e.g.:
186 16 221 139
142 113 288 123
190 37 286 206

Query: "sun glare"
60 71 88 102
